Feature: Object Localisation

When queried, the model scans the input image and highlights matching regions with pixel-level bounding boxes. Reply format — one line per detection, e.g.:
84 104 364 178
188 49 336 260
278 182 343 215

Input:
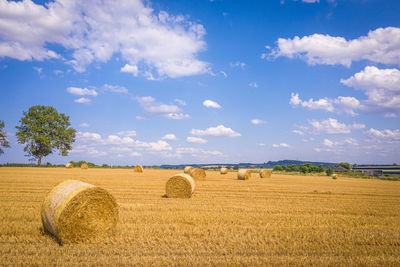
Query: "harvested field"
1 167 400 265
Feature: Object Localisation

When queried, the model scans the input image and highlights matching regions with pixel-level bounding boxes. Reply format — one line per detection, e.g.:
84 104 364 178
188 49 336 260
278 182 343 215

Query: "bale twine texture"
220 167 228 175
41 180 119 244
166 174 195 198
190 168 206 181
65 163 73 168
133 165 143 172
184 166 194 174
260 169 271 178
80 163 88 169
238 169 251 180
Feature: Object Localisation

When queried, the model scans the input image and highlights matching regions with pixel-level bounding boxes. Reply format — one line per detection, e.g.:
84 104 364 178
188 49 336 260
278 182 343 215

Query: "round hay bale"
260 169 271 178
41 180 119 244
332 174 338 179
190 168 206 181
65 163 74 169
80 163 88 169
166 173 195 198
133 165 143 172
184 166 194 174
238 169 251 180
220 167 228 175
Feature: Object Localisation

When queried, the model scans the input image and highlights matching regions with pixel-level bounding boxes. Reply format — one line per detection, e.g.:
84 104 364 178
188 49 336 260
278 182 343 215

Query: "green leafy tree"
0 120 10 155
317 164 324 173
300 163 313 173
273 165 283 171
15 106 76 166
337 162 351 170
326 167 333 176
287 164 299 172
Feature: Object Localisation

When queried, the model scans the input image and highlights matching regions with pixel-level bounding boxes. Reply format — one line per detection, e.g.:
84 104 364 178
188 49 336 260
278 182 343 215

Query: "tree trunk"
38 155 42 167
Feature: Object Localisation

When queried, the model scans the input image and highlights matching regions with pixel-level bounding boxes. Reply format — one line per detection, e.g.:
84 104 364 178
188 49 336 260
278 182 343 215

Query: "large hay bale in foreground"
65 163 74 168
238 169 251 180
190 168 206 181
260 169 271 178
41 180 119 244
80 163 88 169
166 173 195 198
184 166 194 174
133 165 143 172
220 167 228 175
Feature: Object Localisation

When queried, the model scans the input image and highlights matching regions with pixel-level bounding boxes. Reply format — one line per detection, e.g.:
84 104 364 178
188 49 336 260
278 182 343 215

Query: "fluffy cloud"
251 119 267 125
248 82 258 88
186 136 207 144
203 100 222 109
136 96 189 120
103 84 128 94
120 64 138 76
265 27 400 67
0 0 209 78
341 66 400 112
190 125 241 137
307 118 365 134
292 129 305 135
272 143 290 148
162 134 177 140
77 131 102 142
74 97 91 104
290 93 362 116
117 130 137 137
365 128 400 140
67 87 98 96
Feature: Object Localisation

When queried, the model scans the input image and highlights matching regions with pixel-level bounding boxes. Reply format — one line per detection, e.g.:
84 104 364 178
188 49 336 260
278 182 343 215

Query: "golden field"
1 167 400 266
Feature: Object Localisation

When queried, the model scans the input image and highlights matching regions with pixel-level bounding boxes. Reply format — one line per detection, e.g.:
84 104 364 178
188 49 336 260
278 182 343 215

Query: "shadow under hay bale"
238 169 251 180
41 180 119 244
80 163 88 169
166 173 195 198
190 168 206 181
133 165 143 172
260 169 271 178
184 166 194 174
220 167 228 175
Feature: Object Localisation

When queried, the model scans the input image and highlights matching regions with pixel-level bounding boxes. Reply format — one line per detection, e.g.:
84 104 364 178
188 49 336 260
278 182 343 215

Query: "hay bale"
81 163 88 169
220 167 228 175
184 166 194 174
41 180 119 244
260 169 271 178
238 169 251 180
190 168 206 181
65 163 74 168
133 165 143 172
165 173 195 198
332 174 338 179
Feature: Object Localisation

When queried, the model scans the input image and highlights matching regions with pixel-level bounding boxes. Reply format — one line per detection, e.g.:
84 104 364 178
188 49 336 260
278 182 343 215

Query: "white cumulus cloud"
307 118 365 134
190 125 241 137
272 143 290 148
162 134 177 140
203 100 222 109
74 97 91 104
136 96 189 120
67 87 98 96
251 119 267 125
186 136 207 144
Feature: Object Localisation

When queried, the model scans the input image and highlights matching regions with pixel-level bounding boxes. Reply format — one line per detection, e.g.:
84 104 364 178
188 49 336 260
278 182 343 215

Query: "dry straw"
41 180 119 244
133 165 143 172
65 163 74 169
259 169 271 178
238 169 251 180
165 173 195 198
190 168 206 181
332 174 338 179
81 163 88 169
220 167 228 175
184 166 194 174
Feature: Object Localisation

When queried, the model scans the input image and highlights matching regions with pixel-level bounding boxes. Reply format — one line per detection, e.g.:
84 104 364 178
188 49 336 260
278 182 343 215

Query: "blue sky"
0 0 399 165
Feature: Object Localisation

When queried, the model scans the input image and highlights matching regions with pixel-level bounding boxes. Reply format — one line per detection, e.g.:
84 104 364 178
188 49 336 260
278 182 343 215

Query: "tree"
326 167 333 176
0 120 10 155
300 163 312 173
287 164 299 172
273 165 283 171
337 162 351 170
15 106 76 166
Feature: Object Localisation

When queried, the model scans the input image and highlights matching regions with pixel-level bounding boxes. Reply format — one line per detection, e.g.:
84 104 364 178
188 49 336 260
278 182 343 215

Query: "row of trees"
1 105 76 166
273 163 325 174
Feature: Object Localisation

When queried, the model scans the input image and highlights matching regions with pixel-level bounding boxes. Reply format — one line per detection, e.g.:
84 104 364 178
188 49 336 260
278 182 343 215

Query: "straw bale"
238 169 251 180
184 166 194 174
190 168 206 181
133 165 143 172
332 174 338 179
260 169 271 178
166 173 195 198
41 180 119 244
65 163 74 169
220 167 228 175
81 163 88 169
